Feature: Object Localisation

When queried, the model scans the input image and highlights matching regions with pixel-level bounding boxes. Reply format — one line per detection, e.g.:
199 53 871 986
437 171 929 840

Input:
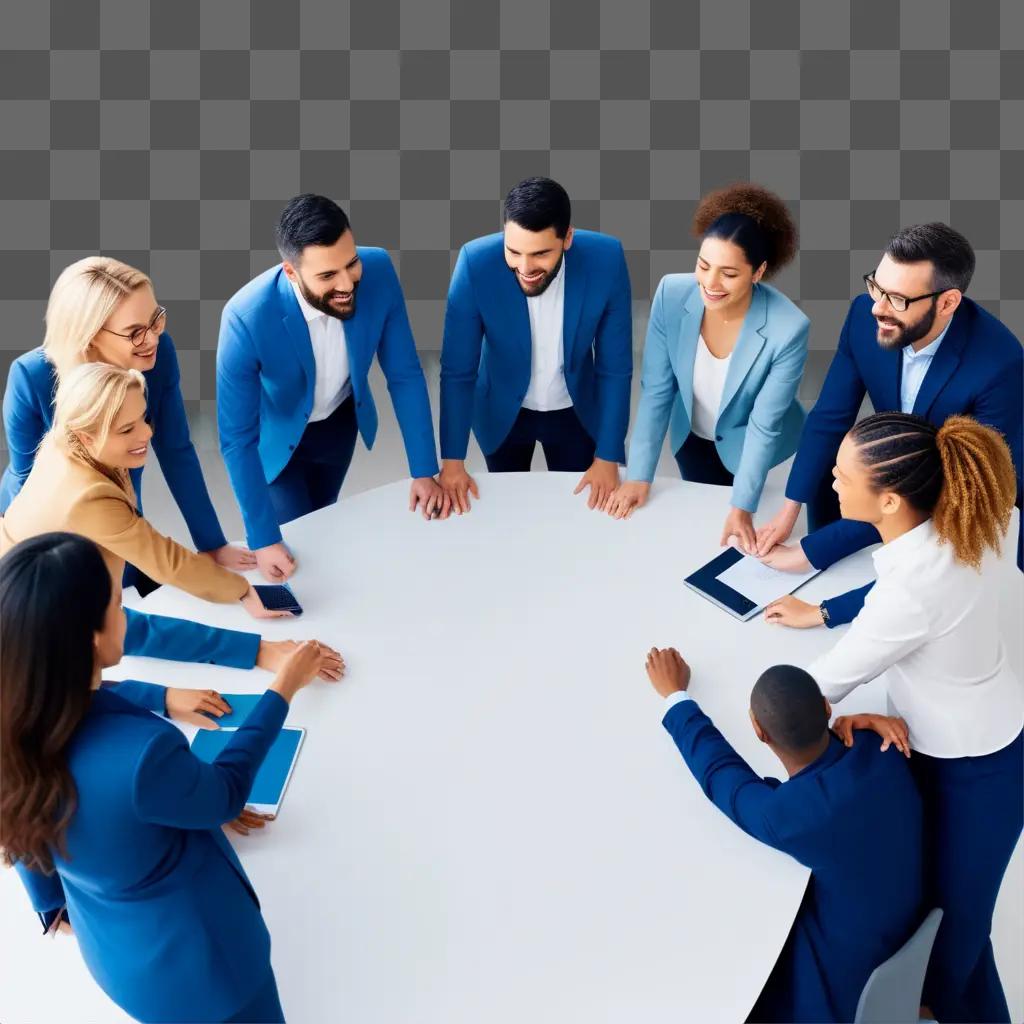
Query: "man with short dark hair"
217 194 444 582
755 222 1022 623
438 177 633 513
646 649 924 1023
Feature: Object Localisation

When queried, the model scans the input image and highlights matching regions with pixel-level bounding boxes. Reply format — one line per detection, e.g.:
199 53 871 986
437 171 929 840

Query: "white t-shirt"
690 334 732 440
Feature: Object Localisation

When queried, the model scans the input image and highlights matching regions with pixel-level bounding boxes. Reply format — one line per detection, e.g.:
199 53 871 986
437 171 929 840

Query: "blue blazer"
789 294 1023 593
439 230 633 463
626 275 808 512
0 341 227 553
15 683 287 1023
664 698 923 1023
124 607 260 668
217 254 440 549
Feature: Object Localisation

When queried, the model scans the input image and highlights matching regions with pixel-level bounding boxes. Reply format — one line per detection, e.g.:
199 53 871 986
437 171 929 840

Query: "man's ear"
749 707 767 744
938 288 962 319
562 225 574 251
823 697 832 720
281 260 298 283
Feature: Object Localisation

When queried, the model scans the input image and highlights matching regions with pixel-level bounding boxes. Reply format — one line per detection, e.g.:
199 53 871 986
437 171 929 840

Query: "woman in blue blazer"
0 256 252 572
2 532 326 1023
606 185 808 552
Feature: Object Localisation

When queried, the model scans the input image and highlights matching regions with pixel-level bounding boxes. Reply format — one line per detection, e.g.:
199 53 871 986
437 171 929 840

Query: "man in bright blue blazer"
646 651 924 1024
757 224 1023 609
438 177 632 513
217 194 443 582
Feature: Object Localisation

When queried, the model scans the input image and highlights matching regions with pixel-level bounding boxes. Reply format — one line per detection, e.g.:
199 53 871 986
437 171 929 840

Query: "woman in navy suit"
0 256 252 574
606 185 808 553
1 532 325 1023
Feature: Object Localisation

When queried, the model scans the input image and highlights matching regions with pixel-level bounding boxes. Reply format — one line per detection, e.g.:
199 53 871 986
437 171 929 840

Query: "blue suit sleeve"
123 607 260 669
101 679 169 714
0 358 48 512
149 337 228 553
590 242 633 464
132 690 288 828
662 699 785 851
625 279 679 482
786 303 867 504
217 308 283 551
14 861 66 916
375 257 440 479
800 518 881 569
731 317 809 512
821 583 875 627
439 246 486 461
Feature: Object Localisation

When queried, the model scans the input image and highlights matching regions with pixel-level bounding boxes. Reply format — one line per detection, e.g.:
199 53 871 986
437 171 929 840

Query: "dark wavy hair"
1 533 112 873
692 183 798 278
849 412 1016 569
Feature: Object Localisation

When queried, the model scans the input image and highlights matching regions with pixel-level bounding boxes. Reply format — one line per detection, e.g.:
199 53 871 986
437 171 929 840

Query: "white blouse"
690 334 732 441
808 520 1024 759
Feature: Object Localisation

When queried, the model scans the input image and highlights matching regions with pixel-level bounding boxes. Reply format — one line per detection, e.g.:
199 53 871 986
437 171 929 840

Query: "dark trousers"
484 407 595 473
673 433 734 486
268 396 358 527
805 468 842 533
911 730 1024 1023
224 971 285 1023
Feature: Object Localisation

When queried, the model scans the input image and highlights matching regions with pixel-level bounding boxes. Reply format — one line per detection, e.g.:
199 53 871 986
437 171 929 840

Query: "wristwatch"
819 602 830 626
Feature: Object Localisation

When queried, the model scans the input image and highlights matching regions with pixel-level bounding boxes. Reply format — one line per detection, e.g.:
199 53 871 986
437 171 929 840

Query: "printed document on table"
716 555 819 608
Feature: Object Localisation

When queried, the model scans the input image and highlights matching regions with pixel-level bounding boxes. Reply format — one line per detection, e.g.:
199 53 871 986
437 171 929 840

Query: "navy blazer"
0 341 228 553
218 254 440 549
124 607 260 668
14 684 287 1023
787 295 1023 614
664 698 923 1023
439 230 633 463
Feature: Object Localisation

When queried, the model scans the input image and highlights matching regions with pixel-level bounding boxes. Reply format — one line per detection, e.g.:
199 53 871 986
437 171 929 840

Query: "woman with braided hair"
606 183 808 553
790 411 1021 1023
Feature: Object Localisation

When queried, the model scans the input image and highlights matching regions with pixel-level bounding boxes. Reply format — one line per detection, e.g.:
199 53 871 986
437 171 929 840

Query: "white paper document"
716 555 820 608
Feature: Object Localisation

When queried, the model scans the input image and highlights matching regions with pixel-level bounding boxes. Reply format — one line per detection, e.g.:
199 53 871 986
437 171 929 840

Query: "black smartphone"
253 584 303 615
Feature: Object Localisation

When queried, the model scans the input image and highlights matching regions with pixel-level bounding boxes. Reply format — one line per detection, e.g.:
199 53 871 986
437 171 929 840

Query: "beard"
875 298 937 350
298 277 359 321
511 253 564 297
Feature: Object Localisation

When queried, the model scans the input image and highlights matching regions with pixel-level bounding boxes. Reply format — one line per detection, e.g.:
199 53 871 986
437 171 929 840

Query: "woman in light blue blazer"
606 185 808 552
0 256 253 576
2 532 326 1023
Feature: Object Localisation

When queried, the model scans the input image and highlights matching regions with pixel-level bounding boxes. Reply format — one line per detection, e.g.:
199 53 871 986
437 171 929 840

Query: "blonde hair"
42 257 152 378
52 363 147 458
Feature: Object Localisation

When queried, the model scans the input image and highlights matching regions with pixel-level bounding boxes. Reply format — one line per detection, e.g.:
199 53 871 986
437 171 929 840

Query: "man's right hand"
605 481 651 520
439 459 480 515
755 499 801 556
255 542 296 582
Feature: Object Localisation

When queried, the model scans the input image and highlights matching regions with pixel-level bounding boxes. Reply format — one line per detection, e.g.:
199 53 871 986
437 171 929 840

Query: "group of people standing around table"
0 175 1021 1023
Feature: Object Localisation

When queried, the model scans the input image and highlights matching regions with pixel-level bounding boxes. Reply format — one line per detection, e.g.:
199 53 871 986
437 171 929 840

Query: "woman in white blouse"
805 411 1021 1024
605 184 808 552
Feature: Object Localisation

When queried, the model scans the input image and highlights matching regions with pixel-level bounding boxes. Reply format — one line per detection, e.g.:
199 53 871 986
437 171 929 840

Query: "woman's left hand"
225 808 275 836
209 544 258 570
166 688 232 728
764 595 824 629
721 507 756 553
833 714 911 757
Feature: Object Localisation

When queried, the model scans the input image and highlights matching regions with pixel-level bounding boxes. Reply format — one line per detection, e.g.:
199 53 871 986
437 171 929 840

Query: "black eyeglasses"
863 275 943 314
100 306 167 348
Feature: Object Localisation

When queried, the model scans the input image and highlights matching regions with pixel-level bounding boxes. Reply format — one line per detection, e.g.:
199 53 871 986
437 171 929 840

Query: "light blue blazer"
217 252 440 549
15 683 286 1023
626 274 809 512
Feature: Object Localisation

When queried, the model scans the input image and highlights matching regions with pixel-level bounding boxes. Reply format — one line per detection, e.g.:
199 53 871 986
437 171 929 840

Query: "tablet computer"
191 726 305 816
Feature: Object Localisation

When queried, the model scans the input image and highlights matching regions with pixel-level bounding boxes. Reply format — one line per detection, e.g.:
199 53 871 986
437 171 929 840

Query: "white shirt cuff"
661 690 691 720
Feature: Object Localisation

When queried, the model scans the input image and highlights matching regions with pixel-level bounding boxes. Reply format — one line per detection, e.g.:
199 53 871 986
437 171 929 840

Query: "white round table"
2 473 1021 1023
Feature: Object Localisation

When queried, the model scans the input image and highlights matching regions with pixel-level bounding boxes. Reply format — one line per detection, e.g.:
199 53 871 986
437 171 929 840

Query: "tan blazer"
0 435 248 604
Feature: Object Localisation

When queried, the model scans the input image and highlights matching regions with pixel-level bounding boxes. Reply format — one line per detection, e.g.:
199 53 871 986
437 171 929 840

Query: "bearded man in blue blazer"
438 177 633 513
217 195 444 582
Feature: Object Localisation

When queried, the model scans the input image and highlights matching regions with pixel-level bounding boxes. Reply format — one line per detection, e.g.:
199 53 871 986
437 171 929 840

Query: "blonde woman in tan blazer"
0 363 283 619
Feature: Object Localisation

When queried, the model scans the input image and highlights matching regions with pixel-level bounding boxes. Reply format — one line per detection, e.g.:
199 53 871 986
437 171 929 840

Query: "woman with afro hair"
606 183 806 553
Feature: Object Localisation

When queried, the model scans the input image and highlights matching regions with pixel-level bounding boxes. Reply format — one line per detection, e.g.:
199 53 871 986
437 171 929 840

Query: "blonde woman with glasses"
0 363 283 621
0 256 253 575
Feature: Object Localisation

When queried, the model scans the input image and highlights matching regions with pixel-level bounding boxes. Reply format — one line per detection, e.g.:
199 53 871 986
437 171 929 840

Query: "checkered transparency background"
1 0 1023 427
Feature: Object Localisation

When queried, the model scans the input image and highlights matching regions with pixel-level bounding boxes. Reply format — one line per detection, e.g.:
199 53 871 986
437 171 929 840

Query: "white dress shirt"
899 323 948 413
808 520 1023 758
290 280 352 422
521 259 573 412
690 334 733 440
